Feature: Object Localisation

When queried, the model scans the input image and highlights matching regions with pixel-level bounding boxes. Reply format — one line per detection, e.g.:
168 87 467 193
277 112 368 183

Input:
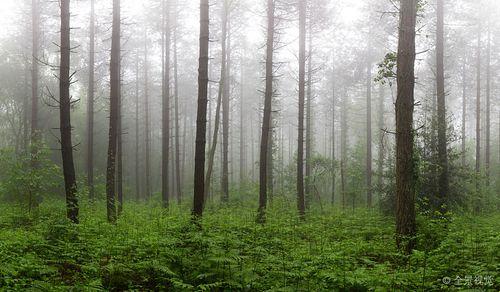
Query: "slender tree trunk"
162 0 171 208
135 51 140 201
144 32 151 200
331 57 335 205
193 0 210 218
366 36 373 208
173 3 182 203
461 55 466 167
257 0 275 222
31 0 40 162
117 73 123 214
341 90 347 209
395 0 417 253
106 0 121 224
436 0 449 208
87 0 95 200
205 5 227 200
297 0 306 218
485 24 491 185
222 2 230 202
305 23 312 208
60 0 78 224
475 23 481 197
377 84 385 200
267 114 274 202
239 53 245 189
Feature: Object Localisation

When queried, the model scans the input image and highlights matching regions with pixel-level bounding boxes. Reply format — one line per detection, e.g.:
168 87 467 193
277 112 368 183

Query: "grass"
0 197 498 291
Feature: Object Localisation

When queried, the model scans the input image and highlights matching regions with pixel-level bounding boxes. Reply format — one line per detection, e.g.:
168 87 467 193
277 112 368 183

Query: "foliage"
0 147 62 209
0 199 498 291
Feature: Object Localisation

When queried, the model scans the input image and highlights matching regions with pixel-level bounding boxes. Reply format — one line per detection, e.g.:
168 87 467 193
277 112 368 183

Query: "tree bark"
87 0 95 200
297 0 306 218
377 84 385 201
144 31 151 200
395 0 417 253
258 0 275 223
331 57 335 205
135 51 140 201
106 0 120 224
485 24 491 185
461 55 466 167
436 0 449 208
162 0 171 208
305 22 312 208
60 0 78 224
366 36 373 208
31 0 40 164
193 0 210 218
221 2 230 202
475 23 481 196
173 1 182 204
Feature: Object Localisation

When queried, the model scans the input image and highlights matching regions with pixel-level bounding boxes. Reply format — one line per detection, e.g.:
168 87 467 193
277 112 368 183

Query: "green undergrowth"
0 198 498 291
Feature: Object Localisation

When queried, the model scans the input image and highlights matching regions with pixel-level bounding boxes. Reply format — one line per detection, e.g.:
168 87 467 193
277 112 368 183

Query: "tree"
106 0 120 224
485 22 491 185
134 51 140 201
162 0 171 208
193 0 210 218
475 22 481 196
258 0 275 223
436 0 449 208
173 0 182 204
221 0 231 203
59 0 78 224
297 0 306 218
31 0 40 157
86 0 95 200
144 30 151 200
366 32 373 208
395 0 417 253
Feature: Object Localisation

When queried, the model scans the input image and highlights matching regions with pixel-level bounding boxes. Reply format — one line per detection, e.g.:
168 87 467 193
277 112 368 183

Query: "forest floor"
0 198 498 291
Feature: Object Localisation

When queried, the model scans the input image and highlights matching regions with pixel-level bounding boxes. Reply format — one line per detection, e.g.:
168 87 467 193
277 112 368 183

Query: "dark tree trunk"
485 24 491 185
162 0 171 208
59 0 78 224
117 74 123 214
436 0 449 208
87 0 95 200
366 39 373 208
135 51 140 201
205 5 227 200
106 0 120 224
193 0 210 218
475 24 481 197
377 85 385 200
144 32 151 200
395 0 417 254
461 55 466 167
257 0 275 223
297 0 306 218
222 3 230 203
305 23 312 208
173 3 182 204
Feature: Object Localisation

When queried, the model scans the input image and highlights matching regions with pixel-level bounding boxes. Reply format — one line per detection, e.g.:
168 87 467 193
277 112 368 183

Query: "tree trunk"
257 0 274 223
461 55 466 167
436 0 449 208
377 84 385 201
106 0 121 224
87 0 95 200
192 0 210 218
205 4 227 200
297 0 306 218
31 0 40 165
366 38 373 208
144 31 151 200
341 90 347 209
135 51 140 201
222 2 230 203
395 0 417 253
475 23 481 198
173 2 182 204
59 0 78 224
305 23 312 208
485 24 491 185
162 0 171 208
117 73 123 214
239 53 245 190
331 57 335 205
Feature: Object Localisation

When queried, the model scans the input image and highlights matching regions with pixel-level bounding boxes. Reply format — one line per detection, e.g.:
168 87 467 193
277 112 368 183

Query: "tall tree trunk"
239 53 245 189
31 0 40 162
162 0 171 208
60 0 78 224
436 0 449 208
366 36 373 208
135 51 140 201
117 74 123 214
395 0 417 253
258 0 274 223
305 23 312 208
106 0 121 224
341 90 347 209
87 0 95 200
331 57 335 205
173 1 182 204
221 2 230 202
485 23 491 185
144 32 151 200
192 0 210 218
266 114 274 202
475 23 481 198
377 84 385 201
297 0 306 218
205 5 227 200
461 55 466 167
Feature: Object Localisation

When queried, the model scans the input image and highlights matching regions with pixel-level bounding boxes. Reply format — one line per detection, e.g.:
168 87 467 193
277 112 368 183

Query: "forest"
0 0 499 290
